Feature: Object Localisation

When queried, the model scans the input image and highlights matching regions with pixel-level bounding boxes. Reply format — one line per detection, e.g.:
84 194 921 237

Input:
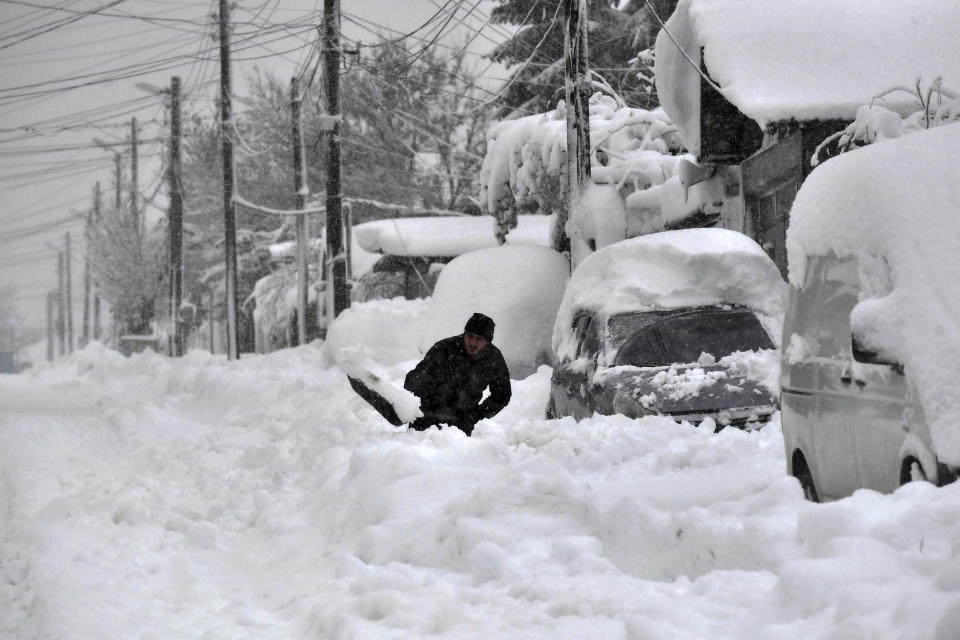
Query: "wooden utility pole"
558 0 592 259
56 251 65 356
93 182 102 341
323 0 348 319
82 186 96 347
218 0 240 360
64 231 74 353
114 152 122 211
46 290 54 362
130 117 139 234
168 76 184 357
291 77 309 346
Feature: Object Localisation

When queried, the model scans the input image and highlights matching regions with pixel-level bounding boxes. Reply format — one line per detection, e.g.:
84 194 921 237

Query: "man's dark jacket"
404 334 511 433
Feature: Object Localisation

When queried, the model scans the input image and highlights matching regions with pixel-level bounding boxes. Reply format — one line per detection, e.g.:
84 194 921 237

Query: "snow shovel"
346 376 404 426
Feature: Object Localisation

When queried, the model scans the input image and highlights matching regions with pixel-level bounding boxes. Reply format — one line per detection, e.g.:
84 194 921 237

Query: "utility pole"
219 0 240 360
130 117 139 234
291 77 309 346
93 182 102 341
56 251 65 356
82 187 94 347
558 0 592 260
64 231 74 353
323 0 348 320
168 76 184 357
46 290 54 362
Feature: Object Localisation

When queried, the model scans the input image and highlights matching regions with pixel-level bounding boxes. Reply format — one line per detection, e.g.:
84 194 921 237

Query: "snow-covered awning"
352 214 552 257
655 0 960 154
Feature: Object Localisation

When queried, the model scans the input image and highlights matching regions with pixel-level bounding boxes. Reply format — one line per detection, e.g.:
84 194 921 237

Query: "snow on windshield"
787 122 960 465
553 228 786 362
352 214 551 257
655 0 960 153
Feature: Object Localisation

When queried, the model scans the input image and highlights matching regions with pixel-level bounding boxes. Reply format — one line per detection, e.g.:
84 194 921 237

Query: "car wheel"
792 451 819 503
900 456 929 486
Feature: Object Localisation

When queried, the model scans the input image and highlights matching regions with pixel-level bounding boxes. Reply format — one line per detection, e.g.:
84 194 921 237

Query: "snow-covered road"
2 338 960 639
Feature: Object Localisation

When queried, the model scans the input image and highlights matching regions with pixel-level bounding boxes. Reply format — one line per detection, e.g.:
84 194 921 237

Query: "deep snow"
3 301 960 639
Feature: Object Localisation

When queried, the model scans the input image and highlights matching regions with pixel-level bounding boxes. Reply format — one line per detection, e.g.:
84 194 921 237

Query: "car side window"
579 317 601 360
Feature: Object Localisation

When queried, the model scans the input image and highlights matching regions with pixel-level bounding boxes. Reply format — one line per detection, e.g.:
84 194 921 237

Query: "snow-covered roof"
786 122 960 465
655 0 960 154
352 214 552 257
553 228 786 360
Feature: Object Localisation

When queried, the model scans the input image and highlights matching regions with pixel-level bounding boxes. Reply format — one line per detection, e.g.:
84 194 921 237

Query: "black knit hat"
464 312 495 342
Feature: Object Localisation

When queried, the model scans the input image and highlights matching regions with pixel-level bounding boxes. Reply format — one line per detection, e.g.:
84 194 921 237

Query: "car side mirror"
852 334 903 374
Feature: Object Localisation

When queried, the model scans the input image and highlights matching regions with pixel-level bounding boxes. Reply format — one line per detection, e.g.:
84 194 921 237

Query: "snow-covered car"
547 228 786 428
782 123 960 501
351 215 552 303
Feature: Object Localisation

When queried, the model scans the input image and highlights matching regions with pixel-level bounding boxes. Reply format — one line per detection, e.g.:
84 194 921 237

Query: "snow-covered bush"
478 94 686 254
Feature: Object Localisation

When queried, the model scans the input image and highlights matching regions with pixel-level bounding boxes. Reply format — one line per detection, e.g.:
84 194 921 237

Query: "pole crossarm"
235 195 324 216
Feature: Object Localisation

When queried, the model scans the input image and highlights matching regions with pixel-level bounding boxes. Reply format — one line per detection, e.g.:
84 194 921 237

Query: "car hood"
602 363 778 415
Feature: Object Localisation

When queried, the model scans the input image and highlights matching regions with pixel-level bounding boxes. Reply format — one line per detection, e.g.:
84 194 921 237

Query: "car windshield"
614 308 774 368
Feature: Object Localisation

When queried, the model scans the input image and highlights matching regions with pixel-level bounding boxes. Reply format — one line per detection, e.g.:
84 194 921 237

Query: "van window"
785 256 826 352
819 256 860 357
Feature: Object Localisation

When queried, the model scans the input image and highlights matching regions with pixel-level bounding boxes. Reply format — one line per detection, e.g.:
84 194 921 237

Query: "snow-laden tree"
488 0 676 117
479 92 685 262
85 204 166 336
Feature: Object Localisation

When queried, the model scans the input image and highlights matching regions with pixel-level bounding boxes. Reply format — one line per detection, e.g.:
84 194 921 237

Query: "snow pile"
479 95 687 247
554 228 786 361
352 214 552 257
325 297 429 366
5 335 960 638
656 0 960 152
787 122 960 464
418 245 569 377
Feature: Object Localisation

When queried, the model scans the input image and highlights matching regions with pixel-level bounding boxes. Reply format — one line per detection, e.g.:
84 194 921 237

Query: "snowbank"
786 122 960 464
352 214 552 257
418 245 570 378
553 229 786 362
4 338 960 638
655 0 960 151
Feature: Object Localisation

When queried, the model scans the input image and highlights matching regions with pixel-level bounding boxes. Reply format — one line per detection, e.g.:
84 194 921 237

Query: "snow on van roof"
786 122 960 464
352 214 552 257
553 228 786 359
655 0 960 154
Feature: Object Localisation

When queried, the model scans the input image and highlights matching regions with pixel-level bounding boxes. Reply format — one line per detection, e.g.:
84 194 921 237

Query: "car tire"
900 456 929 486
792 451 819 503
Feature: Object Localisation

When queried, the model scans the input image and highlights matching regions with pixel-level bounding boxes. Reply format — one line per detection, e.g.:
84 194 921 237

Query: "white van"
780 123 960 501
781 253 957 501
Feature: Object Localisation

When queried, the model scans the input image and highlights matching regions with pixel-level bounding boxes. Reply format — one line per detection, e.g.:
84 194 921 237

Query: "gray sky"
0 0 511 335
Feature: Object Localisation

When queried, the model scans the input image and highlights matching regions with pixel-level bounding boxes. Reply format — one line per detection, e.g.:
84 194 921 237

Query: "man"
403 312 511 435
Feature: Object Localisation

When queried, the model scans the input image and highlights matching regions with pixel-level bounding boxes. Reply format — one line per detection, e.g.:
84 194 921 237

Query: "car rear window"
615 309 774 367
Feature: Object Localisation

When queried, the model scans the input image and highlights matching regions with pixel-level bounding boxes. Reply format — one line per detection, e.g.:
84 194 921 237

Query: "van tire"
792 451 820 503
900 456 928 485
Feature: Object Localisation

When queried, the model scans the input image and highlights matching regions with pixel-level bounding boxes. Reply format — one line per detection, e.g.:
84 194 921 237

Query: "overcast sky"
0 0 511 334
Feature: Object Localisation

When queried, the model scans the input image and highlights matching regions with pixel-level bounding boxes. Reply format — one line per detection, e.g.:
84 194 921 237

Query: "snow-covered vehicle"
547 228 786 428
782 123 960 501
350 215 552 303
